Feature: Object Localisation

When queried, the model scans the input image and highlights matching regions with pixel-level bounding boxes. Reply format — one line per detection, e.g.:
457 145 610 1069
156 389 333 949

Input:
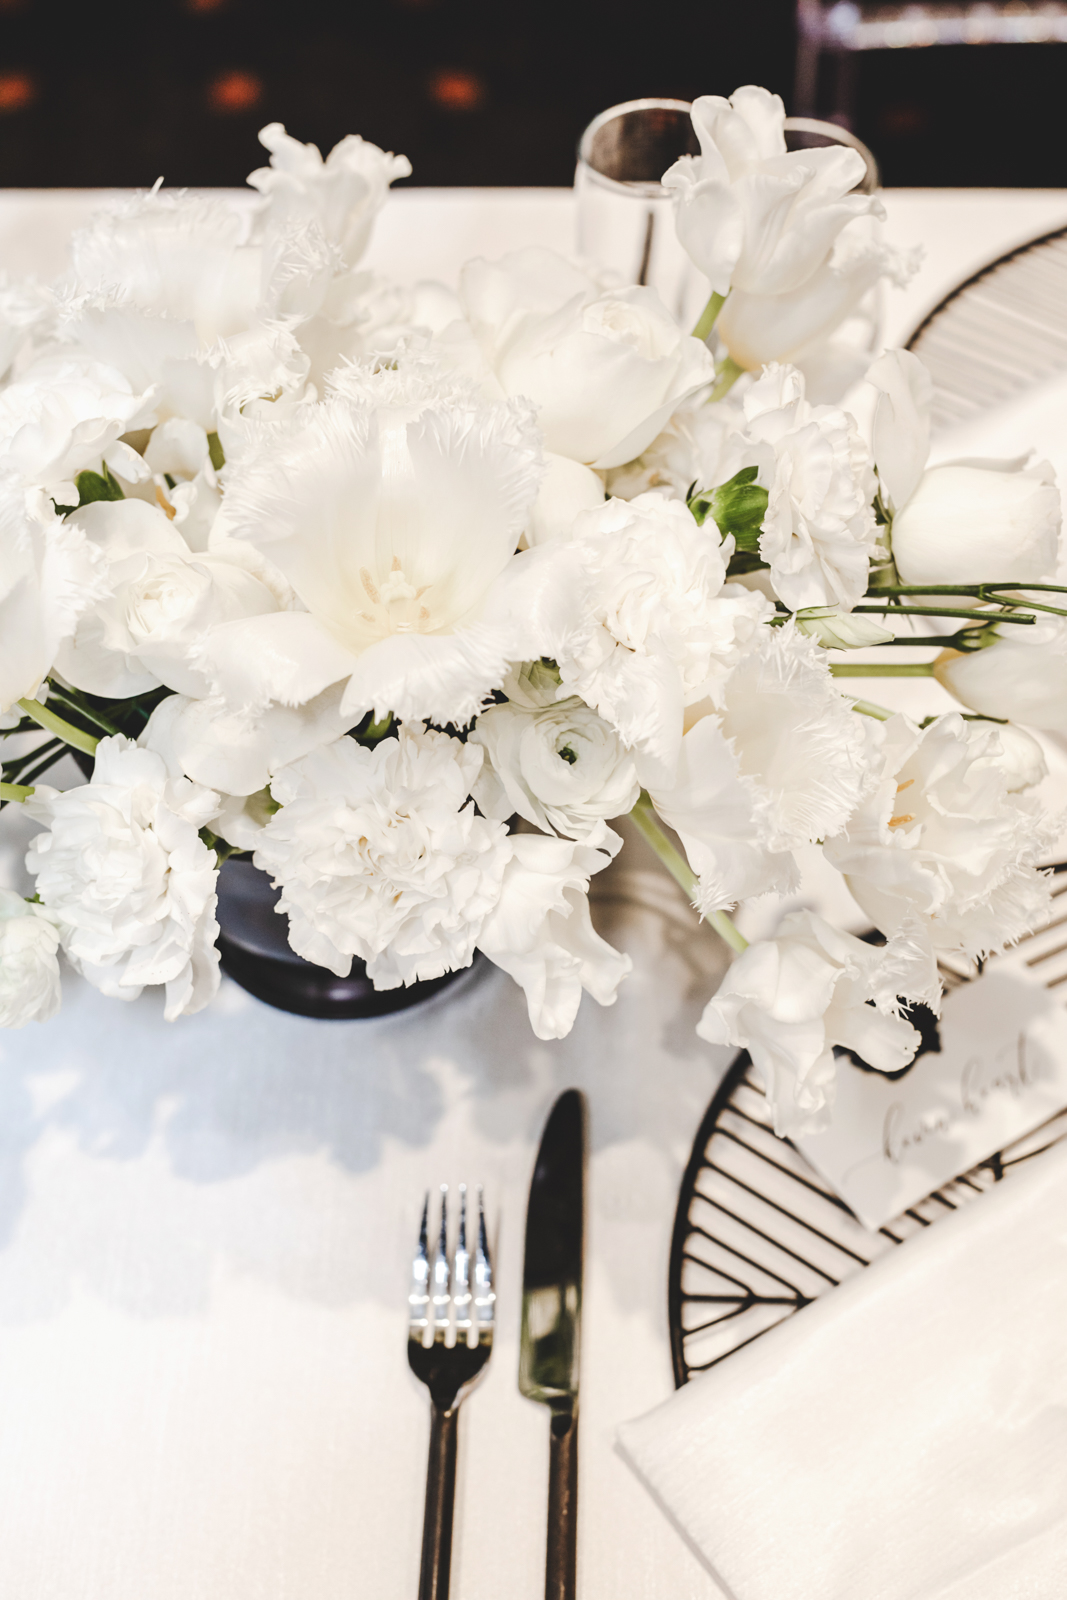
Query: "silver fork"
408 1184 495 1600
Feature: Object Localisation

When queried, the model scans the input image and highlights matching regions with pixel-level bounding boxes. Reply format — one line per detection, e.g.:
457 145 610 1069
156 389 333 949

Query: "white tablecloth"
1 186 1065 1600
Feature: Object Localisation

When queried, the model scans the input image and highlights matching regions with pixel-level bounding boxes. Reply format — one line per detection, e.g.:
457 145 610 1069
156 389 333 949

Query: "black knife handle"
546 1408 578 1600
419 1403 458 1600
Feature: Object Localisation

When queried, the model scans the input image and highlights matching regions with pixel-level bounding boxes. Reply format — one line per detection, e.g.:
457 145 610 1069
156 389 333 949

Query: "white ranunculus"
651 623 873 910
458 247 714 468
933 619 1067 737
253 724 511 988
0 480 108 712
197 362 545 726
662 86 880 299
982 722 1049 792
53 498 279 700
476 825 630 1040
0 889 61 1028
529 491 771 785
697 910 925 1137
141 685 354 798
471 662 639 838
823 712 1055 962
25 736 221 1019
743 362 876 611
0 353 157 502
890 459 1061 587
247 123 411 268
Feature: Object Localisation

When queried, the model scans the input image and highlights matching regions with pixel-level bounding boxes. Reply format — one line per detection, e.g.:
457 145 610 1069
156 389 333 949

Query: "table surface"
0 187 1065 1600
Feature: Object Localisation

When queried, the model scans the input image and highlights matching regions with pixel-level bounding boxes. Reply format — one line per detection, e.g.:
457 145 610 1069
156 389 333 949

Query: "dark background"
0 0 1062 188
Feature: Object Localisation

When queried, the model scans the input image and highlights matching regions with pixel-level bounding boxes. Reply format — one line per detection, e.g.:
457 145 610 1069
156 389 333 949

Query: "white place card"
796 962 1067 1231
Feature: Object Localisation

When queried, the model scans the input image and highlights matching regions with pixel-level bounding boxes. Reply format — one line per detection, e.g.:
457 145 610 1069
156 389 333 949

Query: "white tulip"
476 825 630 1041
662 86 879 299
933 619 1067 737
197 361 546 728
458 247 714 468
697 911 926 1138
890 458 1061 587
0 889 61 1029
823 712 1055 962
793 607 894 649
247 123 411 268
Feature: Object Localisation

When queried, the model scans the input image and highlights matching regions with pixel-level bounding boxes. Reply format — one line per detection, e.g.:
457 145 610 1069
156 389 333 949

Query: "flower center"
357 557 432 635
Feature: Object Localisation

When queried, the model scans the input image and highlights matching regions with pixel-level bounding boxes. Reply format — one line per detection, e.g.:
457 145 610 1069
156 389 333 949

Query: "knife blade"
519 1088 586 1600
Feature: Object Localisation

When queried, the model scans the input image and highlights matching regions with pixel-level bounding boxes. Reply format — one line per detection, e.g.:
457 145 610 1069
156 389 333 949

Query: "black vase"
215 858 479 1020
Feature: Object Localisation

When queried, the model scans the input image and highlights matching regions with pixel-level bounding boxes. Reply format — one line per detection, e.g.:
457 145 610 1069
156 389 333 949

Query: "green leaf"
207 431 225 473
688 466 768 551
76 462 125 505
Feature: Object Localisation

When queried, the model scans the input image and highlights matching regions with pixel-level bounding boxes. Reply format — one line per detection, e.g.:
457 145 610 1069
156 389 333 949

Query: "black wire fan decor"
667 1048 1067 1389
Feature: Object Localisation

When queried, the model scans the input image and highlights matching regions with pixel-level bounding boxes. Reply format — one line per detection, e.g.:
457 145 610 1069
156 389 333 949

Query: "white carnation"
25 736 221 1020
743 362 876 611
0 352 157 502
476 825 630 1040
697 910 926 1137
823 712 1056 962
471 662 639 839
253 724 512 988
534 492 771 784
0 889 61 1028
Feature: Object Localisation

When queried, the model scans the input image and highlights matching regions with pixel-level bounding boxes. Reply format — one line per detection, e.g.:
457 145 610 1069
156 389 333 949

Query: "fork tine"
474 1184 495 1337
432 1184 451 1341
409 1191 430 1335
454 1184 472 1337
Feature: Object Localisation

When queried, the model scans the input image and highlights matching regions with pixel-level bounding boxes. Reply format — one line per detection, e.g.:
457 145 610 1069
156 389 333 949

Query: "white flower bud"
891 459 1061 587
793 608 894 649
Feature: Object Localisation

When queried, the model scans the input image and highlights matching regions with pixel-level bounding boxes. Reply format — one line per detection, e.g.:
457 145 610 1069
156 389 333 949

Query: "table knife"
519 1089 586 1600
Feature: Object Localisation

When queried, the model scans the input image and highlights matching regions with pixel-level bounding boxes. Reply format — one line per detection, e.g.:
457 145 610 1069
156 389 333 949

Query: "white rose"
662 87 880 299
248 123 411 267
476 825 630 1040
890 459 1061 587
743 362 876 611
458 247 714 468
932 619 1067 737
0 889 61 1028
696 911 926 1138
253 725 511 988
25 736 221 1020
823 712 1055 961
471 664 639 839
53 498 279 701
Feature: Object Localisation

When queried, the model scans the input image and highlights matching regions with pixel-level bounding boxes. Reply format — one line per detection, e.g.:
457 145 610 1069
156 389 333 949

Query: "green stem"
691 290 726 342
630 793 748 954
830 663 936 678
18 699 99 757
848 698 895 721
851 605 1034 625
0 781 34 803
709 356 744 403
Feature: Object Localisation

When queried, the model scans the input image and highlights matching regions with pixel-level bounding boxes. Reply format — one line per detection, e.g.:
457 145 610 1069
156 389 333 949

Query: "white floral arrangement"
2 87 1065 1139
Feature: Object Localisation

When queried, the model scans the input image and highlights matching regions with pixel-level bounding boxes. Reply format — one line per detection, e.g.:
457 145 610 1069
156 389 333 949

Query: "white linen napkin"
618 1138 1067 1600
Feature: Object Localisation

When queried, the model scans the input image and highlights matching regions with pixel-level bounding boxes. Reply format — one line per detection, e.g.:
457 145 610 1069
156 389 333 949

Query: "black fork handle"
545 1407 578 1600
419 1402 459 1600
